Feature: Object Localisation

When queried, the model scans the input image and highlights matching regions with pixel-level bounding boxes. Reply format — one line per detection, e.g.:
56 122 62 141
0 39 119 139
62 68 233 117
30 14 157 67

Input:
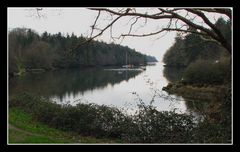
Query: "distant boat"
147 62 156 66
122 64 134 68
122 50 134 68
140 66 146 70
109 52 146 70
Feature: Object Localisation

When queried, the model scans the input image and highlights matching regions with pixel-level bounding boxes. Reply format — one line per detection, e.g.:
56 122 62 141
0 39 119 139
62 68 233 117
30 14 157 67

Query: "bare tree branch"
89 8 174 20
122 29 166 37
85 8 231 54
158 8 231 53
185 10 226 40
90 10 101 38
196 8 231 18
121 28 208 37
158 8 217 37
128 16 141 35
36 8 42 18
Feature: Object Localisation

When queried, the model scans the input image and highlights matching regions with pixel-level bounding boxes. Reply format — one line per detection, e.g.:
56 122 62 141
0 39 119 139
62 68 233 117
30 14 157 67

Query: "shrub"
9 93 196 143
183 58 230 85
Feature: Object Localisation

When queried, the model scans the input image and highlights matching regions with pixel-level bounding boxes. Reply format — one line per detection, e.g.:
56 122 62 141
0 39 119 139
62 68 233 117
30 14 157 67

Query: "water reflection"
9 67 142 99
163 66 210 119
9 63 188 115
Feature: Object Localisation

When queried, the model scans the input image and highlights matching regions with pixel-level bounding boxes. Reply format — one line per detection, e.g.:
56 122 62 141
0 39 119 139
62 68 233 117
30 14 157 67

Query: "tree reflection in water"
9 67 143 100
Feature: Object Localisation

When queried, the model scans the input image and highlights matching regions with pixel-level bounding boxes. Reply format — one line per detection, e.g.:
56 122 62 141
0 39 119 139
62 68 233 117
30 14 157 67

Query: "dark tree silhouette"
86 8 231 54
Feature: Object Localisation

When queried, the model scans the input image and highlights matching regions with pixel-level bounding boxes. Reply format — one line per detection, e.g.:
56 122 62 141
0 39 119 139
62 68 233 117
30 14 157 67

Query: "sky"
8 8 229 61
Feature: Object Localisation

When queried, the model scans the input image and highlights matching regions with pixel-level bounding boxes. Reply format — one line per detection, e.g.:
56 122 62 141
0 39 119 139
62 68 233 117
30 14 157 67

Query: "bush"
124 106 195 143
9 93 196 143
183 58 230 85
193 120 231 143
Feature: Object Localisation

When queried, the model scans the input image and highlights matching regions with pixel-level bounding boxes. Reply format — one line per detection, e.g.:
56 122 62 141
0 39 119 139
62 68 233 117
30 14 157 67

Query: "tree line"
163 17 231 85
9 28 156 76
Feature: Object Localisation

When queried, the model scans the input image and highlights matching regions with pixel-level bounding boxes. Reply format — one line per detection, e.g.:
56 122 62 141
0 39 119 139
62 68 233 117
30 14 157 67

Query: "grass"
9 93 197 143
9 92 231 143
9 107 118 144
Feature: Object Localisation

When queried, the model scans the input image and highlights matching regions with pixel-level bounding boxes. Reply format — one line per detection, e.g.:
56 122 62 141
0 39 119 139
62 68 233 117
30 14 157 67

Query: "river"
9 62 188 115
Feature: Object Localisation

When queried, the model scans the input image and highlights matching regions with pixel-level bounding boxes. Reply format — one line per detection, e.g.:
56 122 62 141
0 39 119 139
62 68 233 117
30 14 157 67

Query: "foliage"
163 18 231 86
162 17 231 143
145 55 158 62
10 90 232 143
191 84 231 143
9 107 116 143
10 93 196 143
122 105 195 143
183 58 230 85
163 66 186 83
162 83 231 143
163 18 231 67
9 28 151 76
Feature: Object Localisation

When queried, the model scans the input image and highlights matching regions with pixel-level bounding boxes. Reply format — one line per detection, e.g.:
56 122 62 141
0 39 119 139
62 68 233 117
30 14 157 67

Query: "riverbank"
9 93 197 143
9 92 231 143
162 82 231 143
162 82 229 101
9 63 148 78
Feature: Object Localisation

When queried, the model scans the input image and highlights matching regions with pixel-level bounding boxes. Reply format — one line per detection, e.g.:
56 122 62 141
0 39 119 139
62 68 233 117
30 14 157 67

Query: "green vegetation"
163 17 231 88
163 66 186 83
162 17 231 143
163 83 229 102
8 16 231 144
146 55 158 62
163 17 231 67
9 107 118 143
10 93 197 143
9 28 156 76
183 58 230 85
9 93 231 143
162 83 231 143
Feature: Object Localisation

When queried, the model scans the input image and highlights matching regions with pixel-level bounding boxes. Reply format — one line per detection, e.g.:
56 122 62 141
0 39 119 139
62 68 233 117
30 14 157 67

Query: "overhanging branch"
85 8 231 54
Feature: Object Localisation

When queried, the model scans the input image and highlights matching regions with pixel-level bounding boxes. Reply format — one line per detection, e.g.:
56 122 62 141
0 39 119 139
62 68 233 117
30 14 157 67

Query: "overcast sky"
8 8 229 61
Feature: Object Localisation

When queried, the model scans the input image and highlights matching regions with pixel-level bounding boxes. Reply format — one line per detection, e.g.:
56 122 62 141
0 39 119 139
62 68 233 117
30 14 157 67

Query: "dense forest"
146 55 158 62
9 28 156 76
163 17 231 85
163 17 231 67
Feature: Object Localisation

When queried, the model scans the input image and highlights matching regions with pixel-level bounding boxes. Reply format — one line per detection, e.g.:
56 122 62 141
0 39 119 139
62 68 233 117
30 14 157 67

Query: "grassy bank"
162 82 229 101
162 82 231 115
9 92 231 143
9 93 196 143
9 107 118 143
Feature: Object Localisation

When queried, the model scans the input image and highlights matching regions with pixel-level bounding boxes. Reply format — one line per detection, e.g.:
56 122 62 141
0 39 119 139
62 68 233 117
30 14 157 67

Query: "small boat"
122 64 134 68
140 66 146 70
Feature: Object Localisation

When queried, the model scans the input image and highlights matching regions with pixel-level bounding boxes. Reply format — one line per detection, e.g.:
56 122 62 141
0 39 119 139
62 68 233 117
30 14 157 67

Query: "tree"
24 41 55 69
163 17 231 67
9 27 150 73
85 8 231 54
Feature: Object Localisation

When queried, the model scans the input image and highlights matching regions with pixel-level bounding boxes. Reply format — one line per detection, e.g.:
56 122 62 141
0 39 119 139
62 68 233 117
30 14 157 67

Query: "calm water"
9 62 188 114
